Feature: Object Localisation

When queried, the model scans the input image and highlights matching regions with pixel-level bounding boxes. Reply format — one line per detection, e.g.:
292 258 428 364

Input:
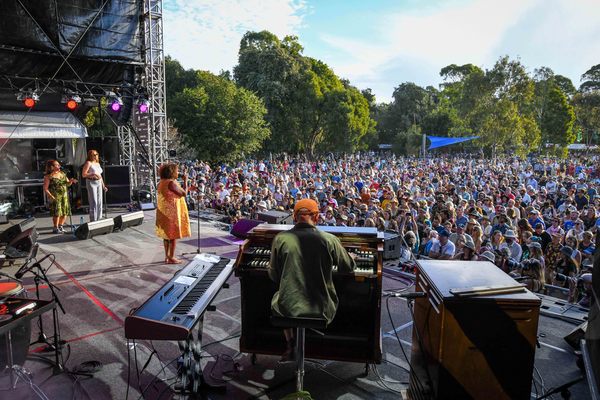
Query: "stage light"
109 97 123 112
17 92 39 109
62 94 81 110
138 99 150 113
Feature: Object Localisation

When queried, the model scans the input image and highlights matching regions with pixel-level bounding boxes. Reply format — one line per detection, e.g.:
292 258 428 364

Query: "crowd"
179 153 599 305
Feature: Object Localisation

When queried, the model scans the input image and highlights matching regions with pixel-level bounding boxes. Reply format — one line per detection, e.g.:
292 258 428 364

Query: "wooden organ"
235 224 384 363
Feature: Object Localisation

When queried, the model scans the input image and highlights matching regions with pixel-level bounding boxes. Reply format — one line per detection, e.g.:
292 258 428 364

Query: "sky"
163 0 600 103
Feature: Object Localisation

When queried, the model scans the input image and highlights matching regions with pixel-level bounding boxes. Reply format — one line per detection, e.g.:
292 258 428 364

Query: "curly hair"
159 163 178 180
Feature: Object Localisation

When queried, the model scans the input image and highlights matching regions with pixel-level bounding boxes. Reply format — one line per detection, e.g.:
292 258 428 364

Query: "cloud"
317 0 600 102
163 0 308 73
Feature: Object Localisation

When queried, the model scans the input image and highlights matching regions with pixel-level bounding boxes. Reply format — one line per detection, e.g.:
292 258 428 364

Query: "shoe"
52 228 60 234
58 225 65 233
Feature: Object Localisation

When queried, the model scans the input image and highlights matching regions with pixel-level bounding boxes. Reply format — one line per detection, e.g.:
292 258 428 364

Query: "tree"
572 64 600 147
169 71 270 163
580 64 600 92
234 31 376 157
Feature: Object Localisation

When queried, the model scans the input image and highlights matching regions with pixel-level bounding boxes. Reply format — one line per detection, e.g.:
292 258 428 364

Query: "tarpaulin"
0 0 143 64
0 111 87 139
427 135 479 150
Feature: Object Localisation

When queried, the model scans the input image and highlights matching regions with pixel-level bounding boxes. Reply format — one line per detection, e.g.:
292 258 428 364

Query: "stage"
0 210 591 399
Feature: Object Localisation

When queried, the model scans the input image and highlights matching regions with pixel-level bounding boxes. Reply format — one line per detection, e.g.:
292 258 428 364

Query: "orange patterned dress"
155 179 191 240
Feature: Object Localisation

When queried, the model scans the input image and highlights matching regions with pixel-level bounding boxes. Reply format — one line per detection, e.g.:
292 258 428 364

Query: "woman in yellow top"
155 163 191 264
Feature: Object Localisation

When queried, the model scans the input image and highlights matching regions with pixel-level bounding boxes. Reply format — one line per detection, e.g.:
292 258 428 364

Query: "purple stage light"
110 101 121 112
138 102 149 113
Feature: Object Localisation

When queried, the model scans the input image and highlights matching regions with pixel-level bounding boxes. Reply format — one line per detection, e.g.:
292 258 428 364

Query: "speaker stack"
81 165 131 207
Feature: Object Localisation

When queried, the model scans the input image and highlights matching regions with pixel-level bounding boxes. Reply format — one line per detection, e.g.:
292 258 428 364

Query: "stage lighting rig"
137 98 150 113
17 92 40 109
106 91 123 112
62 94 81 111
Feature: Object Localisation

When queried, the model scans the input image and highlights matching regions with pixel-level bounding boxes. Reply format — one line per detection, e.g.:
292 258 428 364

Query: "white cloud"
318 0 600 102
163 0 307 73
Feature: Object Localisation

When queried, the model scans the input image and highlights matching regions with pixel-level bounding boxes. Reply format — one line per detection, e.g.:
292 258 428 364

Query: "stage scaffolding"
137 0 168 195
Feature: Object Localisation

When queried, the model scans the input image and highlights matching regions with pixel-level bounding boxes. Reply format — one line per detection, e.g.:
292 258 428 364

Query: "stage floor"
0 210 591 399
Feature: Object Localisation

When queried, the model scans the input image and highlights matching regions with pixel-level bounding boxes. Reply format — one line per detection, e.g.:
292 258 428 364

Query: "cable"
125 339 131 400
385 296 426 395
370 364 405 394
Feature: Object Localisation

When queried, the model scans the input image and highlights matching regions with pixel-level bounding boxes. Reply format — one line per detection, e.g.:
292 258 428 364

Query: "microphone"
14 254 52 279
389 291 427 299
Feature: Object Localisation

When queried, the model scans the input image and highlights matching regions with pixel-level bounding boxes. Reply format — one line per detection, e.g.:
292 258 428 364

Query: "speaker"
0 217 36 244
257 210 293 224
139 202 156 211
383 230 401 260
4 228 38 259
168 149 177 158
75 219 114 240
104 166 130 186
231 219 264 239
113 211 144 231
0 214 8 224
564 321 587 349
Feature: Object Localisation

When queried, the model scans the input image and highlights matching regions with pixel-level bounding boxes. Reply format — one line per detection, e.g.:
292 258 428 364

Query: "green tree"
234 31 375 157
169 71 270 163
573 64 600 146
533 67 576 153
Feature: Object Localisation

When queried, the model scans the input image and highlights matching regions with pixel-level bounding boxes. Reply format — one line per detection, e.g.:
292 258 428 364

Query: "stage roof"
0 111 87 139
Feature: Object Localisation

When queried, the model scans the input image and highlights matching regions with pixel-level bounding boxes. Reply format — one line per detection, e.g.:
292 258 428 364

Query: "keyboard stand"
175 315 226 397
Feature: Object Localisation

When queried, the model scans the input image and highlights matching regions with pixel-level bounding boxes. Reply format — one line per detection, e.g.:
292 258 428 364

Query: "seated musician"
268 198 356 361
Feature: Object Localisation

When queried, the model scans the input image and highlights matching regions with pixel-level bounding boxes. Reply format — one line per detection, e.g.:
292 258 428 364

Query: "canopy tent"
0 111 87 139
427 135 478 150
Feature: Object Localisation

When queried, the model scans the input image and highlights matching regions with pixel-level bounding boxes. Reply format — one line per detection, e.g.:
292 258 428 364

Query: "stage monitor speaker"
75 219 114 240
231 219 264 239
257 210 293 224
0 217 36 244
3 228 38 259
113 211 144 231
139 202 156 211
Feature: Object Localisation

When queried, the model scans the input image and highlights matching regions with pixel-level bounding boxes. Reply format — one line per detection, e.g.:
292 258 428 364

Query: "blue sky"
163 0 600 103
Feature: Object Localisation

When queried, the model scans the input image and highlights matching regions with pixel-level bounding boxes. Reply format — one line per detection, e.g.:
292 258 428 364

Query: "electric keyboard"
124 254 234 340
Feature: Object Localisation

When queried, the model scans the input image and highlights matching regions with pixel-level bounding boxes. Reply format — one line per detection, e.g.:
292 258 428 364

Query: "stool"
271 315 328 394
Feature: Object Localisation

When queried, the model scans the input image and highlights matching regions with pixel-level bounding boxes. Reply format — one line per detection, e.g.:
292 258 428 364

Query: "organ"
235 224 384 363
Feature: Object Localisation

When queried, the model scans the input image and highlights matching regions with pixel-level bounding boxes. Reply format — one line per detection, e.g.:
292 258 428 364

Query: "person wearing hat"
555 245 579 286
478 250 496 264
500 229 522 261
453 235 477 261
429 228 455 260
450 221 472 246
268 198 356 361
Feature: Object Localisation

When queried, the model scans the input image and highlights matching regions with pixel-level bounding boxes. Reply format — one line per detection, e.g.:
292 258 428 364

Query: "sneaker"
52 228 60 234
58 226 65 233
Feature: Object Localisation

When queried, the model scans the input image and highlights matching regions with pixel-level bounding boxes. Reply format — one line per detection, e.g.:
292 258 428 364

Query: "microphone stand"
26 263 94 377
62 166 76 237
181 177 202 256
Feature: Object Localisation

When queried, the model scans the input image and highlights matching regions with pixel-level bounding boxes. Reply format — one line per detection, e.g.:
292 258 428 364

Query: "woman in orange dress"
155 163 191 264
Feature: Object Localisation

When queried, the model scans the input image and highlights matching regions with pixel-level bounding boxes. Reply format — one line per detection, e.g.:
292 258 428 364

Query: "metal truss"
117 125 137 191
134 0 168 196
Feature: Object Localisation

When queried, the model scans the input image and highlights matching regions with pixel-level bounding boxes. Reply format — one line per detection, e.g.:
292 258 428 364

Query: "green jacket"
268 223 355 324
